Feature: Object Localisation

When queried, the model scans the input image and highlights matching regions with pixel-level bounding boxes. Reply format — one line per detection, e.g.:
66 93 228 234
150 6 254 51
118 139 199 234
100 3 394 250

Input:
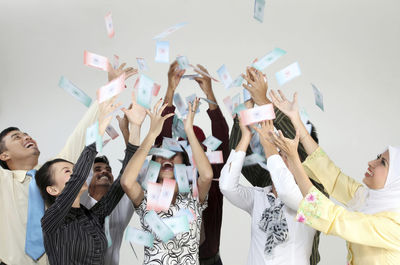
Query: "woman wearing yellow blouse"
264 90 400 265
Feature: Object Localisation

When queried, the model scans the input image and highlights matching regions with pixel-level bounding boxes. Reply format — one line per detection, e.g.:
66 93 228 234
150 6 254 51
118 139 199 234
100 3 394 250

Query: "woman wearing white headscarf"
265 90 400 265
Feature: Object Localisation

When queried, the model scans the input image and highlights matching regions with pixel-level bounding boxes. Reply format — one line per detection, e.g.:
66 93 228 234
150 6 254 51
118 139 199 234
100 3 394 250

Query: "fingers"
242 82 254 92
269 90 281 104
145 109 152 117
293 92 298 104
118 63 127 70
131 91 136 104
168 61 178 74
241 73 255 87
163 113 175 121
196 64 209 74
116 115 122 122
278 90 288 102
153 98 163 114
158 102 169 116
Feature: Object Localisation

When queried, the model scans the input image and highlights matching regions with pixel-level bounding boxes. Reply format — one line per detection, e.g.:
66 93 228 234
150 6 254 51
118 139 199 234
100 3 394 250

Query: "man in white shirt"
81 155 135 265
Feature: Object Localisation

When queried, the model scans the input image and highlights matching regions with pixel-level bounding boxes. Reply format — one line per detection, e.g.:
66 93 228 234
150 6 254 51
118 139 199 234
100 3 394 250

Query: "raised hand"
184 98 200 133
242 67 270 106
269 90 300 121
121 91 147 127
167 61 186 92
98 96 122 136
193 64 212 95
108 62 138 82
252 120 275 146
269 130 300 160
146 99 175 139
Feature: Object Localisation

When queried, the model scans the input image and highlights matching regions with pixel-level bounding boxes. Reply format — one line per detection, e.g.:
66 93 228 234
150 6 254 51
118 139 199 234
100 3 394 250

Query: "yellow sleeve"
296 187 400 251
56 101 99 163
302 147 362 205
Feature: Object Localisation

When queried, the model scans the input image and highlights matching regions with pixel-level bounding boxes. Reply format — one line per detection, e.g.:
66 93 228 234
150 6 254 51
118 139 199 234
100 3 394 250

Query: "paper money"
185 94 200 113
58 76 92 107
183 145 193 165
176 208 196 224
206 151 224 164
233 103 246 116
104 12 115 38
105 216 112 247
223 96 234 116
112 54 119 69
157 178 176 212
137 160 149 187
240 104 276 125
174 164 190 193
86 121 103 152
217 64 233 89
189 64 219 82
136 57 149 71
125 227 154 248
250 132 265 157
199 97 217 105
311 83 324 111
182 74 201 80
232 75 244 87
102 138 111 148
105 125 119 140
162 137 183 152
153 22 188 40
163 215 190 235
243 88 252 102
243 153 266 166
173 93 188 116
178 140 188 148
97 73 126 103
84 50 109 72
144 211 174 242
149 148 176 159
152 83 161 97
253 48 287 71
231 93 241 111
202 136 222 151
155 41 170 63
185 165 193 182
142 161 161 190
254 0 266 23
275 62 301 86
147 182 162 211
177 56 190 70
136 74 154 109
172 116 187 139
192 167 199 198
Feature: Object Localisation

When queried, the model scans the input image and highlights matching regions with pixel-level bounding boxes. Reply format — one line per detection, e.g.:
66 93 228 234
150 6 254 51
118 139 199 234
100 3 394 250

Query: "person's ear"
46 186 59 197
0 151 10 163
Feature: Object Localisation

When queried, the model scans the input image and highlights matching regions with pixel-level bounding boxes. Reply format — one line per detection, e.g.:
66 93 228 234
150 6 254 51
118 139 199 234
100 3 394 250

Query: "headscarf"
348 146 400 214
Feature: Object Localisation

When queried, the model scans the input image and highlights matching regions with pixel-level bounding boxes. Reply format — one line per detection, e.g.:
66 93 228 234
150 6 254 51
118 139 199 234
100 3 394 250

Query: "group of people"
1 59 399 265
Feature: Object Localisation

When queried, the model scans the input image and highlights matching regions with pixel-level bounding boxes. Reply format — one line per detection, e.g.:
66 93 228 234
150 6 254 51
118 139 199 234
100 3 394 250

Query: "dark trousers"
1 262 7 265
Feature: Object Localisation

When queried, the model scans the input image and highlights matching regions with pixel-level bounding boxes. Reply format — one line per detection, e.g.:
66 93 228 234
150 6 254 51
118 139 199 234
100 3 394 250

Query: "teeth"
162 162 173 167
367 169 373 176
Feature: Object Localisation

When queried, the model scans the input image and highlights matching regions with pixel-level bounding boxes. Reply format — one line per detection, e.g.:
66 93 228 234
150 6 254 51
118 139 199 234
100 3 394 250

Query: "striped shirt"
41 143 137 265
228 108 326 265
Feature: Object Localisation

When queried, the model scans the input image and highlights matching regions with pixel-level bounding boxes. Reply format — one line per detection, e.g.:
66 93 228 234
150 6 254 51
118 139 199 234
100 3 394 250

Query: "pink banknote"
97 73 126 103
239 104 275 125
84 50 110 72
147 182 162 211
157 179 176 212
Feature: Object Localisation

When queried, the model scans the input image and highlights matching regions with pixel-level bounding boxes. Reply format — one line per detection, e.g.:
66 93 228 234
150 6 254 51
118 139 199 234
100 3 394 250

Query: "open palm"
269 90 299 121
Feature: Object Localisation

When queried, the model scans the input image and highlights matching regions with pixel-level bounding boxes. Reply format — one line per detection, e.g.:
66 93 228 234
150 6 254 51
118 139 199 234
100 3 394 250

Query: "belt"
200 252 221 265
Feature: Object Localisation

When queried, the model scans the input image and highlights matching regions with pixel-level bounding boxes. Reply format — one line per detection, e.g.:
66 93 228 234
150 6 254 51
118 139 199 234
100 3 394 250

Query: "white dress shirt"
219 150 315 265
81 193 134 265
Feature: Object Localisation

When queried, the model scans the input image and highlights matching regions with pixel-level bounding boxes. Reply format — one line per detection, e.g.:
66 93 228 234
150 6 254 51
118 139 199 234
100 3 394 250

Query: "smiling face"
0 130 40 168
90 162 114 189
155 153 184 181
363 150 390 190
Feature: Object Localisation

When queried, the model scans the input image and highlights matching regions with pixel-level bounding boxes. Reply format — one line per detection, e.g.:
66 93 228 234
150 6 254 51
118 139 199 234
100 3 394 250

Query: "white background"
1 0 400 264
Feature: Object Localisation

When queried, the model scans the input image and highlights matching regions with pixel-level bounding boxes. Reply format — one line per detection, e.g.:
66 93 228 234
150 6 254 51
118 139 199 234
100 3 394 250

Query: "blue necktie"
25 169 45 260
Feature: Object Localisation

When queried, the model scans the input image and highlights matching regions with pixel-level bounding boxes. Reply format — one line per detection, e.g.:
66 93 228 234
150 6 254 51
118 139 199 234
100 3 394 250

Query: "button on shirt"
219 150 316 265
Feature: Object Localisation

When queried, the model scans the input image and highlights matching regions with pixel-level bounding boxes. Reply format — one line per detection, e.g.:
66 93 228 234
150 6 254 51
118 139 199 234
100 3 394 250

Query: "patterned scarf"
258 193 289 257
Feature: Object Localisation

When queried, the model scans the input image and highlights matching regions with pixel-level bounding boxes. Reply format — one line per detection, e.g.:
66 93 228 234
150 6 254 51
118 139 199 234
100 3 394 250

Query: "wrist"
255 97 271 106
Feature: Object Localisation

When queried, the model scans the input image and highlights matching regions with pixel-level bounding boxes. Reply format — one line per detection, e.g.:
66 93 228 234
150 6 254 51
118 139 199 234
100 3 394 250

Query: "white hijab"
348 146 400 214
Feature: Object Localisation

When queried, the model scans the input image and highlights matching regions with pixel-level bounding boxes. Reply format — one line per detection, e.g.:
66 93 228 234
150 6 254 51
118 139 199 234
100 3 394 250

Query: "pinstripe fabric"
41 143 137 265
228 108 326 265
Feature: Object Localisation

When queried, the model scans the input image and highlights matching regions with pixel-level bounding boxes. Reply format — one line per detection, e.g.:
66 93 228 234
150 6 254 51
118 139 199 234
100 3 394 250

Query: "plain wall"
1 0 400 264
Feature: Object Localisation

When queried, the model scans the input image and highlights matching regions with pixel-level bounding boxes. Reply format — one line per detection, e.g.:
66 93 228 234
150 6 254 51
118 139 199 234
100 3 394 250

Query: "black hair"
0 127 20 169
307 121 319 144
94 155 110 166
35 158 73 207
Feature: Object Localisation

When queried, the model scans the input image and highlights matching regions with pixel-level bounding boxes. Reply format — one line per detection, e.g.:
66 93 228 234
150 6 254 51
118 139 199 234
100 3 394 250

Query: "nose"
24 134 32 141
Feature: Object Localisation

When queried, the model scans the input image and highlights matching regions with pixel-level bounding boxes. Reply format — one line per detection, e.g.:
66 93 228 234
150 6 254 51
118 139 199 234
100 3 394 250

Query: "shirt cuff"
162 105 176 115
296 186 331 230
207 106 224 121
126 143 139 153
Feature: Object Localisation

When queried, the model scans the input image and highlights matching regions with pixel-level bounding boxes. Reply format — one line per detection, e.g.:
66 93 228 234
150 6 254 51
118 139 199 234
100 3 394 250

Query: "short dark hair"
0 127 20 169
35 158 73 207
94 155 110 166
